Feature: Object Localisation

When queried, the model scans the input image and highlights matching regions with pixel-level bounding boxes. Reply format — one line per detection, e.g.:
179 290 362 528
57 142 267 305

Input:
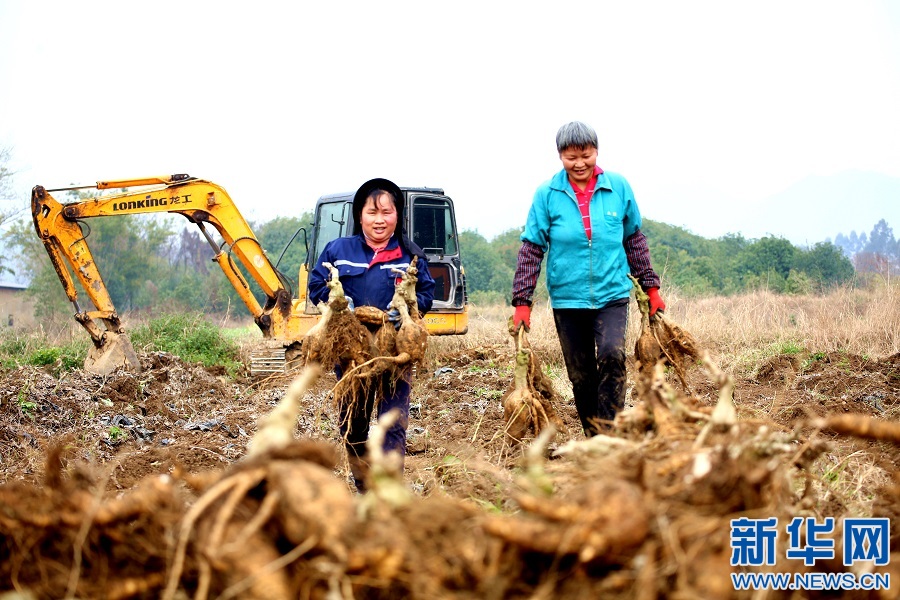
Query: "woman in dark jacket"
309 178 434 491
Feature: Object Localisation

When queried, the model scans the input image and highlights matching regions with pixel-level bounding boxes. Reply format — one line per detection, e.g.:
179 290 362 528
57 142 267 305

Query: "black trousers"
553 299 629 436
339 368 411 460
335 365 411 491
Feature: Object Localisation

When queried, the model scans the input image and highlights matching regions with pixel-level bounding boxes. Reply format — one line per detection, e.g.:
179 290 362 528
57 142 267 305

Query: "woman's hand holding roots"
303 257 429 405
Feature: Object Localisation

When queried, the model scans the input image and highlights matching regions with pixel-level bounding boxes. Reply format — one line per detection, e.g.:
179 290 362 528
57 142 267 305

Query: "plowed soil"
1 337 898 599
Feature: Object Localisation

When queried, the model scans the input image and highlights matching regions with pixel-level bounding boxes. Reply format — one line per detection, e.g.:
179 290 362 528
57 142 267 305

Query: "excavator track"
249 340 305 376
250 345 287 376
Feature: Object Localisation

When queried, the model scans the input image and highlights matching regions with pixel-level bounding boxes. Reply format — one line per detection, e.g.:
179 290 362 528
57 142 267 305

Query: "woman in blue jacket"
510 122 666 436
309 178 435 491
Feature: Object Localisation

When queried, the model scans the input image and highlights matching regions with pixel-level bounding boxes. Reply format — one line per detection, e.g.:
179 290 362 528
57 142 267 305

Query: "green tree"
864 219 896 258
459 230 514 303
491 227 525 269
795 242 855 288
736 236 796 291
85 214 174 310
9 243 74 318
0 145 25 278
6 189 175 317
153 212 314 315
785 269 813 295
6 211 80 318
254 213 314 295
715 233 750 263
0 146 12 202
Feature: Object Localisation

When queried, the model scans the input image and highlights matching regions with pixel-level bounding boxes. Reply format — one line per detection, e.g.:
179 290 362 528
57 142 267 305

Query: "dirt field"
0 309 898 599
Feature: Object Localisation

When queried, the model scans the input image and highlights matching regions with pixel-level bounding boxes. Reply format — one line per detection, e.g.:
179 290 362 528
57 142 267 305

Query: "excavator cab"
302 187 468 335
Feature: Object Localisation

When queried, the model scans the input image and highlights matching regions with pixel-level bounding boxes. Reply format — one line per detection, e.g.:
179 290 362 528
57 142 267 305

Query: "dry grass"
426 283 900 427
661 282 899 374
433 281 899 376
32 281 899 376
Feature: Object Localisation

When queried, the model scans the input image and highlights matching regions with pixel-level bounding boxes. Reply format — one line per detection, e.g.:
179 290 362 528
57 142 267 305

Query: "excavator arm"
31 174 311 374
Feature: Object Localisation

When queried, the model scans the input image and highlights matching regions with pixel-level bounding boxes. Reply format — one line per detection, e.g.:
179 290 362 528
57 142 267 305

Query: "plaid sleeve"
624 229 661 289
511 240 544 306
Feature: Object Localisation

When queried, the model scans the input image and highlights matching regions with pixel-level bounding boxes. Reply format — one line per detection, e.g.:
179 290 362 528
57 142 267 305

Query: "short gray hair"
556 121 598 152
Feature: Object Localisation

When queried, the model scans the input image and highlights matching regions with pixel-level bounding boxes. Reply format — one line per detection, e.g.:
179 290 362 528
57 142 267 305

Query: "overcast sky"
1 1 898 244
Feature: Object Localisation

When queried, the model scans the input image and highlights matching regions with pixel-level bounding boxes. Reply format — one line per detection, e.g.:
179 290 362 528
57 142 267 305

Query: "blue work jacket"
308 234 435 316
521 168 642 309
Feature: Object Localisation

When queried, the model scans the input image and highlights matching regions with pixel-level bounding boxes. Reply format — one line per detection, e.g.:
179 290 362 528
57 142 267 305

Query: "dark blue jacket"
309 234 435 315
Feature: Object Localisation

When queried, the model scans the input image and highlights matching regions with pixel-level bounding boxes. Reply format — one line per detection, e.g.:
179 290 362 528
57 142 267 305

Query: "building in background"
0 282 35 328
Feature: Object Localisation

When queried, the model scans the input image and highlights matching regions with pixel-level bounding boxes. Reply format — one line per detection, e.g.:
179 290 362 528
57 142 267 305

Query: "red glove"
647 287 666 317
513 305 532 331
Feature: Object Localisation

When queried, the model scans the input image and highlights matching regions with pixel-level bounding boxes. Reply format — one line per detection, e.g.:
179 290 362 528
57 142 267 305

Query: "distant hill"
656 170 899 247
734 171 898 246
754 171 899 246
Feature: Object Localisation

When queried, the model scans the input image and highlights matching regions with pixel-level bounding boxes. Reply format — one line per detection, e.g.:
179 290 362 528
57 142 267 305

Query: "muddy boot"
347 454 370 493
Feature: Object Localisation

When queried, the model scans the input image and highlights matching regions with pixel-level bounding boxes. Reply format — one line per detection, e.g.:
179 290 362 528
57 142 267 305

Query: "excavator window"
411 197 457 256
311 201 351 264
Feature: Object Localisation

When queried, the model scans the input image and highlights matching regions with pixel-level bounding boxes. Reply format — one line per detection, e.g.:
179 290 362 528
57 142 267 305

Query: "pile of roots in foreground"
2 359 900 599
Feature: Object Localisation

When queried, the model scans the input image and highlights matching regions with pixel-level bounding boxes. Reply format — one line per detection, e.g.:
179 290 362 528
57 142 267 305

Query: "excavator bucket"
85 332 142 376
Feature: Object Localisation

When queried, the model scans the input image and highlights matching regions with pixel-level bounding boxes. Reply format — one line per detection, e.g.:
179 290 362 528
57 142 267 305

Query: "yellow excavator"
31 174 468 376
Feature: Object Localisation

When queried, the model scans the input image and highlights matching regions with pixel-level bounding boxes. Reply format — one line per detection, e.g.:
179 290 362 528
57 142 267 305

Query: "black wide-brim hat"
352 178 405 236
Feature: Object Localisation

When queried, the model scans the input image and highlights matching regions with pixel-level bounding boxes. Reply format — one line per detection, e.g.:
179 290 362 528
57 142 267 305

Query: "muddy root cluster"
304 258 429 408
